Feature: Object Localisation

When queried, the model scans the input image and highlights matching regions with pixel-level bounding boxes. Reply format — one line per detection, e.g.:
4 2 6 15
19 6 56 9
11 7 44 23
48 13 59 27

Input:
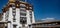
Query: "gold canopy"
9 0 16 2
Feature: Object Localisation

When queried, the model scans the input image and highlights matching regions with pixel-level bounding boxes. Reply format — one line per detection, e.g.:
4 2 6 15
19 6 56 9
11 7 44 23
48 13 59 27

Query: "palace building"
0 0 35 28
0 0 60 28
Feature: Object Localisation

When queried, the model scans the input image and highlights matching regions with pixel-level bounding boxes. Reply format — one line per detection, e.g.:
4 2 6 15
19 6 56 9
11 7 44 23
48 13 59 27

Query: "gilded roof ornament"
9 0 15 2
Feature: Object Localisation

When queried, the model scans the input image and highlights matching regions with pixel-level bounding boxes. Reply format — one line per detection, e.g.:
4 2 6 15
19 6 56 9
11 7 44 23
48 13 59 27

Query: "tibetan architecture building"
0 0 35 28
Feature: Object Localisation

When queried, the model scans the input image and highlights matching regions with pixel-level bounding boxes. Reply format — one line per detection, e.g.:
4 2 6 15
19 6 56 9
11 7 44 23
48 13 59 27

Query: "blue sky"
0 0 60 20
31 0 60 20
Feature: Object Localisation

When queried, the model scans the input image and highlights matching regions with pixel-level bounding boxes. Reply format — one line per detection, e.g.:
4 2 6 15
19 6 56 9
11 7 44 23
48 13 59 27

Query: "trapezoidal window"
20 17 27 24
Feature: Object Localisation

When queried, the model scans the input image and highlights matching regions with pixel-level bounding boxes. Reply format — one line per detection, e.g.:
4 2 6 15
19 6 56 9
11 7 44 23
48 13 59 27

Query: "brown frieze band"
2 0 33 12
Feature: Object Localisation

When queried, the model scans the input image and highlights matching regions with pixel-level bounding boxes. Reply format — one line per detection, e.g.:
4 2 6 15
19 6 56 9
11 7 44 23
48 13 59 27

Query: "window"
29 7 32 9
12 7 15 9
12 12 16 22
19 27 21 28
20 17 26 19
12 8 16 14
12 5 15 12
20 4 26 8
29 11 32 23
12 8 16 15
20 13 26 16
20 8 26 13
12 8 16 22
13 25 16 28
29 11 32 16
29 11 32 17
20 17 27 24
12 5 15 9
13 12 16 22
30 17 32 23
20 7 26 9
20 9 26 12
20 4 26 7
13 18 16 22
29 10 32 15
20 6 26 8
12 8 16 12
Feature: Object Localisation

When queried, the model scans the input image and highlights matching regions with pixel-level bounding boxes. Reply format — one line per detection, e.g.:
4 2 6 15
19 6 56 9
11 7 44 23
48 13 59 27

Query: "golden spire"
9 0 15 2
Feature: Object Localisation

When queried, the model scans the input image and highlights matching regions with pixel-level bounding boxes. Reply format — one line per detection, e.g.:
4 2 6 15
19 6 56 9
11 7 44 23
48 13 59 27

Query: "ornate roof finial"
9 0 15 2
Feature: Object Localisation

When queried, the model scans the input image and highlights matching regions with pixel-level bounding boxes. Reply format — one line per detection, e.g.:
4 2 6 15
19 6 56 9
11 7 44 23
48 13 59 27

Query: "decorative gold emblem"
9 0 15 2
17 4 19 6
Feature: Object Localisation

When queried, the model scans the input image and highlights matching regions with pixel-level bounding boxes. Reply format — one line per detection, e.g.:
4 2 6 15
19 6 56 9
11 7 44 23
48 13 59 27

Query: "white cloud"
41 18 56 22
41 19 46 20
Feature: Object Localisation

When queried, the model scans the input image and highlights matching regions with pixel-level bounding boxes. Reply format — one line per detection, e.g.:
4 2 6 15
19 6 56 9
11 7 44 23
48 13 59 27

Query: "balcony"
20 13 26 16
20 11 26 13
20 4 26 8
20 15 26 17
20 8 26 10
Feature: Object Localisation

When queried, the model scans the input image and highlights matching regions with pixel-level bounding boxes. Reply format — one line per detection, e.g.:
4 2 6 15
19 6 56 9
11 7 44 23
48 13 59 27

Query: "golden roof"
9 0 15 2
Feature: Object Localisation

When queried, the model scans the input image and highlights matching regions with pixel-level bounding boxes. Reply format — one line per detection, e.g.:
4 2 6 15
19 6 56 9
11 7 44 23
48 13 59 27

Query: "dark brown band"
2 1 33 13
